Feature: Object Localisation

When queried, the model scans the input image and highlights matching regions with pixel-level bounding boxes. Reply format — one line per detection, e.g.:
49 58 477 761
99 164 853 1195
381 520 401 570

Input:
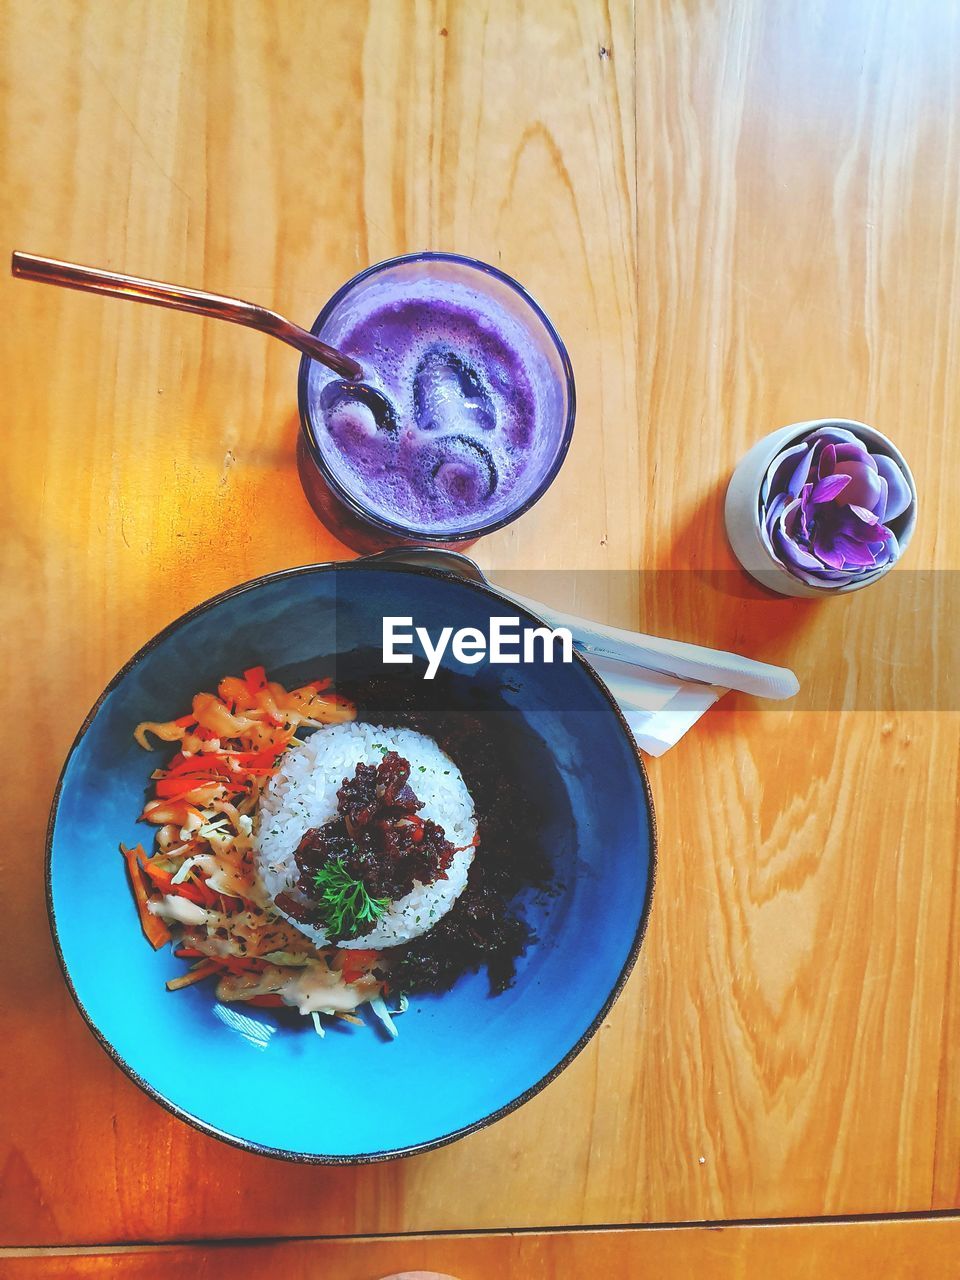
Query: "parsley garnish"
313 859 389 938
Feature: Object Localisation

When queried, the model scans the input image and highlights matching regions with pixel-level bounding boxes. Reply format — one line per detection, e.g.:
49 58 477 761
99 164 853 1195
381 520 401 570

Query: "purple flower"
759 427 913 588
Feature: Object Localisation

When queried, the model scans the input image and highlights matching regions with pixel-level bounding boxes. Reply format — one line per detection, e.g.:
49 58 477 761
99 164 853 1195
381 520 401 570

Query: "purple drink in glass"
298 253 575 552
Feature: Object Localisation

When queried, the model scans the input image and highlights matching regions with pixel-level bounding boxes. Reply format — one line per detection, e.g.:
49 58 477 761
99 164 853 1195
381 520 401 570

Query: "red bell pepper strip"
243 666 267 694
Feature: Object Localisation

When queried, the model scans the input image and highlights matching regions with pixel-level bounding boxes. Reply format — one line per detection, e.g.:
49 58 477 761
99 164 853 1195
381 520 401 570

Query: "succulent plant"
760 426 913 588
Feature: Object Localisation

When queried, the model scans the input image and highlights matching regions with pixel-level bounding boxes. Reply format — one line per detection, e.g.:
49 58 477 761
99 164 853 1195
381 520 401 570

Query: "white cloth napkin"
583 653 727 757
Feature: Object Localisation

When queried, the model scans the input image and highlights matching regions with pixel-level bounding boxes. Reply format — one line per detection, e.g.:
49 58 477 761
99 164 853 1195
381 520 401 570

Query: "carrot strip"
166 959 220 991
120 844 171 950
140 860 174 893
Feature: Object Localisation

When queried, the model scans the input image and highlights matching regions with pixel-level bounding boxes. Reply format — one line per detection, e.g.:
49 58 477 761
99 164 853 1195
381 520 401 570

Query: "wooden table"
2 0 958 1273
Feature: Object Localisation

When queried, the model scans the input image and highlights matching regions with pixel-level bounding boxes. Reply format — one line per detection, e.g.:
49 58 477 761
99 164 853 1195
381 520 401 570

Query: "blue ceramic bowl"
47 562 656 1161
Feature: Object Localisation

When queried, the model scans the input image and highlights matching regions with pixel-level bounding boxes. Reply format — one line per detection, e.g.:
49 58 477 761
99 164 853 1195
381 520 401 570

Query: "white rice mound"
255 722 477 949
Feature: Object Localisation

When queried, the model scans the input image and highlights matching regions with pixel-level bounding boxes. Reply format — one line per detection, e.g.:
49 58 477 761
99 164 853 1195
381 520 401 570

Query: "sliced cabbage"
263 950 313 967
171 854 214 885
369 995 398 1039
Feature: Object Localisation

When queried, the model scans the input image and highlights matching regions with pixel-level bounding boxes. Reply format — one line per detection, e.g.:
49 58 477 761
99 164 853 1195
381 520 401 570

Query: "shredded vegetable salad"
122 667 405 1038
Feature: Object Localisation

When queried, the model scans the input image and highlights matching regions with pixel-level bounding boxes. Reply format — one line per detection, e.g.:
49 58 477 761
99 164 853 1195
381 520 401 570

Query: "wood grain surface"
4 1220 960 1280
1 0 958 1259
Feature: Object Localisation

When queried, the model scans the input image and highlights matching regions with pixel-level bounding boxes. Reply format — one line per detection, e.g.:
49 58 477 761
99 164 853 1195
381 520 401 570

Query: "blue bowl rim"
45 560 657 1164
296 250 577 543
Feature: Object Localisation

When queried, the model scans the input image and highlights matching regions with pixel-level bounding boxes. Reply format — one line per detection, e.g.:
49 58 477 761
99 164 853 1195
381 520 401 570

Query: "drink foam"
305 274 563 535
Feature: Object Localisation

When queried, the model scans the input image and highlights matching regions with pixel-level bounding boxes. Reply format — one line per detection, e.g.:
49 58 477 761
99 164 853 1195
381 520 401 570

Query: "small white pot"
724 419 918 598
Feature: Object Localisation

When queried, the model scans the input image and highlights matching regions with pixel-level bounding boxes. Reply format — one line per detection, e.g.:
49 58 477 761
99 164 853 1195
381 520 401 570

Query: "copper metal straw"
11 251 363 381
